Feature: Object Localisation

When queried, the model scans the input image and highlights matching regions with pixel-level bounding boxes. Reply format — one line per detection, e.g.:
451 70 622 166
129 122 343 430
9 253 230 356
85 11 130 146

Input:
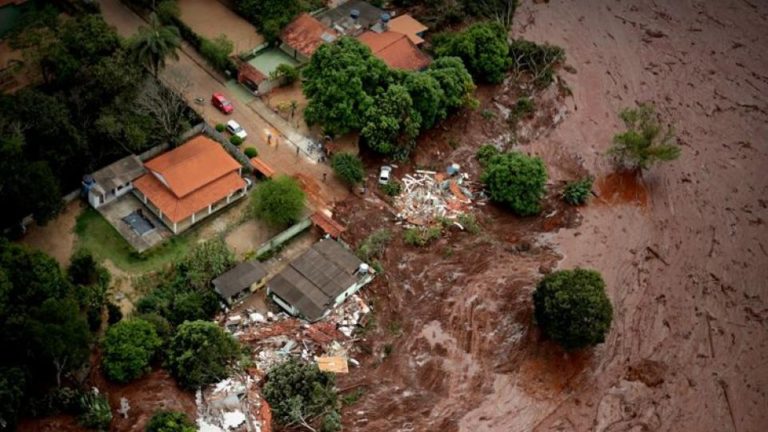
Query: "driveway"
98 0 348 211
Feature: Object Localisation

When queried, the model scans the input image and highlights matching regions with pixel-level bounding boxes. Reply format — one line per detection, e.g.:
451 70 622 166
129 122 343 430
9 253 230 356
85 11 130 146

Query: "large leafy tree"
263 360 339 431
426 57 476 111
481 151 547 216
361 84 421 156
403 72 447 130
166 321 240 389
129 13 181 77
608 103 681 171
146 411 196 432
0 367 25 430
533 269 613 350
251 176 306 228
102 319 162 383
331 153 365 186
177 239 235 290
303 37 391 136
433 22 511 84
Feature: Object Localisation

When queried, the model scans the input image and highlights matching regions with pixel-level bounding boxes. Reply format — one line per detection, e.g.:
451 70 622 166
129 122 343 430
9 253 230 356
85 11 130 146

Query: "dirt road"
331 1 767 431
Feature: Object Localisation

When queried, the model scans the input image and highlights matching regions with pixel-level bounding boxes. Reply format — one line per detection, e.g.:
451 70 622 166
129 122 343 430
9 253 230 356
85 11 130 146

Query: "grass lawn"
74 207 196 274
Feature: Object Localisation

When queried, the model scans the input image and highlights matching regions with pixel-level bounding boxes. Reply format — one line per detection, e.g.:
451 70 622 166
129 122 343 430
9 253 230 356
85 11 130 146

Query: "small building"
267 239 374 322
84 155 146 209
316 0 385 35
280 13 338 63
388 14 428 45
213 260 268 305
133 135 248 234
357 30 431 71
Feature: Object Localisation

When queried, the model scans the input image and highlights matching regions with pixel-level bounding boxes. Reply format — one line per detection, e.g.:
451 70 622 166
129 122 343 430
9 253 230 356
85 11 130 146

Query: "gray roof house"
267 239 374 321
213 260 268 305
84 155 146 209
316 0 385 35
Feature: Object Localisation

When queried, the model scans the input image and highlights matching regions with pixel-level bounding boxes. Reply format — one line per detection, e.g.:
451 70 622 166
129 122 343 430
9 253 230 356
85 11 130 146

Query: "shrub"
513 96 535 119
215 123 226 133
403 226 442 247
533 268 613 350
102 319 162 383
270 63 299 86
331 153 365 186
146 411 196 432
200 34 234 72
155 0 180 22
457 213 480 233
134 312 173 344
562 177 593 206
78 389 112 430
251 176 306 227
244 147 258 158
356 229 392 262
263 360 338 428
608 103 680 171
166 321 240 389
380 180 402 197
229 135 243 146
475 144 500 167
481 151 547 216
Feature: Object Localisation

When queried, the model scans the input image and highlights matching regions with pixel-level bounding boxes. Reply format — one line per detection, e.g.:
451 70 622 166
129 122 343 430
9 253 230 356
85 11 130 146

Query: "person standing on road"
322 173 327 183
296 146 300 157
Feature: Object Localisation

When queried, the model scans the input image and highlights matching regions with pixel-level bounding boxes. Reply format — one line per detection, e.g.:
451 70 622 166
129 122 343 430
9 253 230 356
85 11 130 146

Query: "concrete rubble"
393 167 485 225
196 375 270 432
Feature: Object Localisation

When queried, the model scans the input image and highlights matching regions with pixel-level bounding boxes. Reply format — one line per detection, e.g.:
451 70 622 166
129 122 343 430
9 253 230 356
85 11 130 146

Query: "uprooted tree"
608 103 681 171
166 320 240 389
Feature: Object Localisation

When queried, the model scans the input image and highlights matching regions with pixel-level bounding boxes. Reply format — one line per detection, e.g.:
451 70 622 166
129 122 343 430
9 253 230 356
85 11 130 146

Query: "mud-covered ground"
332 1 768 431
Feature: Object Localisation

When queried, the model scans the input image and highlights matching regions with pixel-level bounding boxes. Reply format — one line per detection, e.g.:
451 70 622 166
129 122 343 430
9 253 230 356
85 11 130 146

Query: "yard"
177 0 263 54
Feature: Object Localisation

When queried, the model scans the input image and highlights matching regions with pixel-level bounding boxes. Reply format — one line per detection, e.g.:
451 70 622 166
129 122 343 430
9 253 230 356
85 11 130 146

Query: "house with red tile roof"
133 135 248 234
357 30 431 71
280 13 338 63
388 14 428 46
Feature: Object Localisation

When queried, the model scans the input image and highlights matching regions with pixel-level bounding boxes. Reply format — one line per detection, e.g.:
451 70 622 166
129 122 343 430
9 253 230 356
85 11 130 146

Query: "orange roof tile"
143 135 242 198
310 211 346 238
281 13 338 58
357 31 431 71
250 157 275 178
388 14 428 45
134 171 246 223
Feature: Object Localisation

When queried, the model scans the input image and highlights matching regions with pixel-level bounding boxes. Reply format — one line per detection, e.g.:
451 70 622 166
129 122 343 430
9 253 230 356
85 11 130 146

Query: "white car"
378 165 392 184
226 120 248 140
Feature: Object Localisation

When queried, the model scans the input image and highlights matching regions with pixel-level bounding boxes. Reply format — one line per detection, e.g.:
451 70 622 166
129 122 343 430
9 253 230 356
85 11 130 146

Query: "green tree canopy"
426 57 477 111
177 239 235 290
331 153 365 186
533 269 613 350
433 22 511 84
608 103 681 171
146 411 196 432
236 0 302 42
129 13 181 77
0 367 25 430
303 37 391 135
166 321 240 389
102 319 162 383
251 176 306 227
263 360 339 429
361 84 421 156
403 72 447 130
481 151 547 216
29 298 90 387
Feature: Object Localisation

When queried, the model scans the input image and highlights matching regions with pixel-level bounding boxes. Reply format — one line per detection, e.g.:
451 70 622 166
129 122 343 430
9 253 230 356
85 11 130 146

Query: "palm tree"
129 13 181 78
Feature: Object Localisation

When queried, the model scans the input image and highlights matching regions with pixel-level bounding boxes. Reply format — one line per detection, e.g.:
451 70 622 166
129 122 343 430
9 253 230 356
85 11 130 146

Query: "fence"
255 218 312 257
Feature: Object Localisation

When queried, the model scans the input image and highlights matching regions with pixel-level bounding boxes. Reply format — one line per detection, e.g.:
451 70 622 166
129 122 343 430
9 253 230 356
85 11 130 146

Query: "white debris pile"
196 375 267 432
327 294 371 337
393 168 482 225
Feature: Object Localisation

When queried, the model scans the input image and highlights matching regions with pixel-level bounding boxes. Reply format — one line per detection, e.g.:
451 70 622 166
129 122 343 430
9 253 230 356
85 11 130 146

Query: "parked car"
378 165 392 184
226 120 248 139
211 93 234 114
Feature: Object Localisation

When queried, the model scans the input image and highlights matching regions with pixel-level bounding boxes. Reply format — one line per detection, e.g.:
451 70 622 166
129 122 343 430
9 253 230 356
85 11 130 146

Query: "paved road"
98 0 348 210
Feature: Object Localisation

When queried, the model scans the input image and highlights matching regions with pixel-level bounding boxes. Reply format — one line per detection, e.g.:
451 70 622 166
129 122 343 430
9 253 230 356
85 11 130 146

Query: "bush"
134 313 173 344
481 151 548 216
533 269 613 350
356 229 392 262
270 63 299 86
230 135 243 146
215 123 226 133
331 153 365 186
78 389 112 430
166 321 240 389
457 213 480 233
380 180 402 197
102 319 162 383
263 360 338 428
146 411 196 432
155 0 180 22
608 103 680 171
244 147 258 158
403 226 442 247
513 96 535 119
475 144 500 167
562 177 593 206
251 176 306 227
200 34 234 72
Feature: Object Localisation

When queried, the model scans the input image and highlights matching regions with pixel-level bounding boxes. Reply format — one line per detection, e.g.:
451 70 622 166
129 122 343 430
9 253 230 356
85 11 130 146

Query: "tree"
331 153 365 186
236 0 302 42
129 13 181 77
29 298 90 387
146 411 196 432
463 0 519 29
0 367 25 430
608 103 681 171
270 63 299 86
303 37 391 135
508 39 565 87
78 388 112 430
433 22 511 84
166 321 240 389
533 269 613 350
102 319 162 383
135 78 190 145
263 360 339 430
199 34 233 72
68 251 110 288
361 84 421 156
481 151 547 216
251 176 306 227
178 239 235 290
426 57 477 111
403 72 446 130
